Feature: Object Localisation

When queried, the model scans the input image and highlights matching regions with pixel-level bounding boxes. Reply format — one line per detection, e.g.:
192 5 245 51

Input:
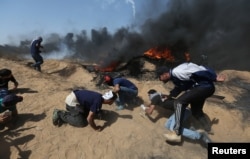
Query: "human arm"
35 42 44 53
0 114 9 123
169 87 182 98
113 84 120 93
10 75 18 90
0 111 12 124
87 111 102 132
145 104 156 115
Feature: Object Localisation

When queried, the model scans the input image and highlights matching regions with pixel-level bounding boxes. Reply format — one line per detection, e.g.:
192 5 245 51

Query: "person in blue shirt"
52 89 117 132
103 75 138 110
0 93 23 130
30 36 44 72
156 62 225 143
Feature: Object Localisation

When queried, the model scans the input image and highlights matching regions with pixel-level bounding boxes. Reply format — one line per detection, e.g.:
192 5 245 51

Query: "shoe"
52 109 60 126
199 132 212 148
163 131 181 143
35 67 41 72
116 105 124 110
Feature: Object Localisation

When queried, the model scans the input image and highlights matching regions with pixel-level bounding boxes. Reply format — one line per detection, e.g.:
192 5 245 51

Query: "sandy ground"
0 58 249 159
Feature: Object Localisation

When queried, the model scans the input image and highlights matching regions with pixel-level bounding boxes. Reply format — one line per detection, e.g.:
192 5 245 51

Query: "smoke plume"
0 0 250 70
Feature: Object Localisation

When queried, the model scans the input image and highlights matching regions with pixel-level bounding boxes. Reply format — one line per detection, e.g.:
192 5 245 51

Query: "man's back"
30 39 40 55
113 78 138 90
74 90 103 113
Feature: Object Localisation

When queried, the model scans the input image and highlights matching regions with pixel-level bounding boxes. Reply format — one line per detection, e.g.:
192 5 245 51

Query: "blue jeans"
116 86 138 106
165 108 201 140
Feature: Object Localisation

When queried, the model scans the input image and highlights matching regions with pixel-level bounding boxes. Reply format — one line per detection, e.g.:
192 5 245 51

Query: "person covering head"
2 94 23 107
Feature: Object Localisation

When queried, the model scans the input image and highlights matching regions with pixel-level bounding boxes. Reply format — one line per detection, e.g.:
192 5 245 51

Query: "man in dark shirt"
52 89 117 132
30 36 44 72
103 75 138 110
0 69 19 92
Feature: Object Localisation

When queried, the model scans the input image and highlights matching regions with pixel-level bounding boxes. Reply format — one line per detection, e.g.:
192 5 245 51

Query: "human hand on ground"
95 126 102 132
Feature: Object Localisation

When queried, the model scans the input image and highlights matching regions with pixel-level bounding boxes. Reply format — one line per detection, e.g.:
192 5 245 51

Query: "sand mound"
0 58 249 159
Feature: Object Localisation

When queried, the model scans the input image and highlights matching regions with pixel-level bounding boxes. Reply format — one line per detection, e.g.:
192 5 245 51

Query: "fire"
144 47 175 62
94 61 120 72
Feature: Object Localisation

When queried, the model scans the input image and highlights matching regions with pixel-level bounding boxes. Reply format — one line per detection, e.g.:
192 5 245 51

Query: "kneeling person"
0 93 23 129
52 89 117 132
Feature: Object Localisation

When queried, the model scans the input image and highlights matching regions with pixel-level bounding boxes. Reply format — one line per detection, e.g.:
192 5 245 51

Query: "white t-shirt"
65 92 80 107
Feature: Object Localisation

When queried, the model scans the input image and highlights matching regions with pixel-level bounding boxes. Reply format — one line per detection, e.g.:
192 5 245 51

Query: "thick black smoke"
0 0 249 70
140 0 250 70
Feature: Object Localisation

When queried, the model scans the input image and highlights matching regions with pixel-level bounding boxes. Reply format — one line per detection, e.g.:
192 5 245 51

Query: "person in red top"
52 89 117 132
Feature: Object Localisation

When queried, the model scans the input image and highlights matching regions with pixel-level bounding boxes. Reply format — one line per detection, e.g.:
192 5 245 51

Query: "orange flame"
144 47 175 62
94 61 120 72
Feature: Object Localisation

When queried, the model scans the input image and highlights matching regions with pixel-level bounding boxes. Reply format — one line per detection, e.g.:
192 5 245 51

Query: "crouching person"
141 89 175 115
52 89 117 132
0 93 23 130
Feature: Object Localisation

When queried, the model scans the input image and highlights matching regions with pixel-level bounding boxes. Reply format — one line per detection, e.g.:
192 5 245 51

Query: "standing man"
30 36 44 72
156 62 225 142
52 90 117 132
103 75 138 110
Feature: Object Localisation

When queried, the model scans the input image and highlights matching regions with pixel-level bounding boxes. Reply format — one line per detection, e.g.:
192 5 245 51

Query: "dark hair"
0 69 12 77
156 66 169 78
147 89 157 94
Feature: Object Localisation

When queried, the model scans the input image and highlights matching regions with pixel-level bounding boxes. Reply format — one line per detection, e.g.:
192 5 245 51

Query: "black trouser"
58 105 88 127
173 86 215 135
161 98 175 111
31 54 43 71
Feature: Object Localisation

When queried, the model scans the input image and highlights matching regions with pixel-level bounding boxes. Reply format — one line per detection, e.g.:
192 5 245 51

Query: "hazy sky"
0 0 165 45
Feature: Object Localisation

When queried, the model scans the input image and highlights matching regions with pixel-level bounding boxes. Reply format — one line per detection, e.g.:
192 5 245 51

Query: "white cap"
102 90 114 100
